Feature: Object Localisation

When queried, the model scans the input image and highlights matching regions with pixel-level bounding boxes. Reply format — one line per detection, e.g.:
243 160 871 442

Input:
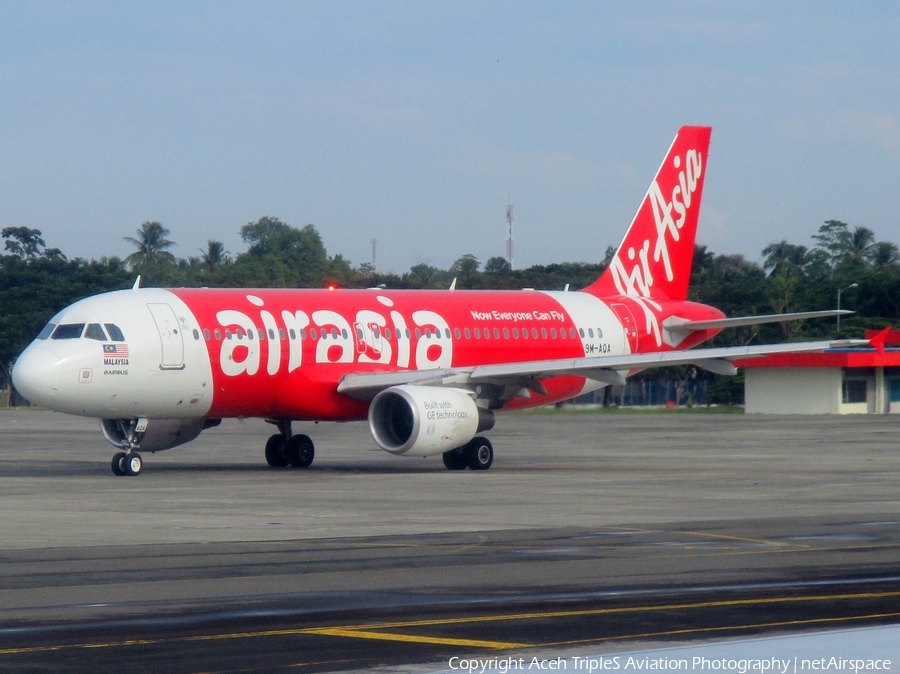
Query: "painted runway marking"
1 590 899 657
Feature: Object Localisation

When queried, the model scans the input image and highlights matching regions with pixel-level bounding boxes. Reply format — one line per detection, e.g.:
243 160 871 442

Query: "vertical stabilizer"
585 126 711 302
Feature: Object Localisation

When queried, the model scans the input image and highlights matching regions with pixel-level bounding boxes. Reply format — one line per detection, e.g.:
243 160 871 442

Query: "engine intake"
368 385 494 457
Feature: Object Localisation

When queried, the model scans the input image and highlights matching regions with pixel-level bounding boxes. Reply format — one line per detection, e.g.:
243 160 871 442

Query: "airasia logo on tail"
609 146 704 346
650 149 703 283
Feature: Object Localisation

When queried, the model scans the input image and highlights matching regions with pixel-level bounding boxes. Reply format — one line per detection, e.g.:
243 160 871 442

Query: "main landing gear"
442 437 493 471
265 420 315 469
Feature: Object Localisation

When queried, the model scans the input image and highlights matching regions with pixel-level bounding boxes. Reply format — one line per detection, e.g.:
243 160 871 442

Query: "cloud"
782 108 900 157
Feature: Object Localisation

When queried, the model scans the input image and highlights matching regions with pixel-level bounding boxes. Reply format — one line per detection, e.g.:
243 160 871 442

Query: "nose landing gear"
107 418 148 476
111 451 143 476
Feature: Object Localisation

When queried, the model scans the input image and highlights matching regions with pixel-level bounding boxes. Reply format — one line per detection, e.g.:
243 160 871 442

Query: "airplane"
11 126 855 476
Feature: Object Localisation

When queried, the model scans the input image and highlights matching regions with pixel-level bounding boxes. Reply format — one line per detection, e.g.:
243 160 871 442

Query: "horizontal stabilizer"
664 309 852 333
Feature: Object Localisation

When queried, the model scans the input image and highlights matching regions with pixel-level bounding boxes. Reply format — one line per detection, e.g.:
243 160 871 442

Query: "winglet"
132 275 142 291
868 326 891 356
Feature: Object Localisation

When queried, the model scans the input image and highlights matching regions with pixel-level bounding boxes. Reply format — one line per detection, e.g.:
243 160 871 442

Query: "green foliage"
3 214 900 398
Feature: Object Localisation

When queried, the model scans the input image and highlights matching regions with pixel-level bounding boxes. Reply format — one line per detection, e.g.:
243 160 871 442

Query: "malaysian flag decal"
103 344 129 358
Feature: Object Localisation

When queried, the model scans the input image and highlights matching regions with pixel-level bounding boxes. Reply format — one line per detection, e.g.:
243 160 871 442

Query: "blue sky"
1 2 899 274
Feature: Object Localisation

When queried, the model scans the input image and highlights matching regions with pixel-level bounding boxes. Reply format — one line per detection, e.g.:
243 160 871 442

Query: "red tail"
585 126 712 302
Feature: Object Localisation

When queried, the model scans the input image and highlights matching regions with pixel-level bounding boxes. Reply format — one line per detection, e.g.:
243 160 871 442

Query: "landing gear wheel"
265 434 289 468
464 437 493 471
285 434 315 468
442 446 468 470
123 452 143 476
111 452 127 476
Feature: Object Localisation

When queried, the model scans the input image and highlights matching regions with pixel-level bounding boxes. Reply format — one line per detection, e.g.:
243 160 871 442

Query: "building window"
842 368 872 404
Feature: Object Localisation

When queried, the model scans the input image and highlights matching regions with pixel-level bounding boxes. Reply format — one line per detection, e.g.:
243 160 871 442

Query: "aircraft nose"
12 346 63 406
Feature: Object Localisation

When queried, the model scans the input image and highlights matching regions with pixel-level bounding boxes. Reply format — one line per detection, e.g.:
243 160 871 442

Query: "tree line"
2 216 899 401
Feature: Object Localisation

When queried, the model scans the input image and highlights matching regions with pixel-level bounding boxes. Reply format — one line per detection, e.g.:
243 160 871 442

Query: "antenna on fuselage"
132 276 142 291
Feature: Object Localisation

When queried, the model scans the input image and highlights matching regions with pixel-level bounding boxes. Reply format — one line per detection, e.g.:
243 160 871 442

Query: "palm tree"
761 240 809 277
124 222 176 269
201 239 230 269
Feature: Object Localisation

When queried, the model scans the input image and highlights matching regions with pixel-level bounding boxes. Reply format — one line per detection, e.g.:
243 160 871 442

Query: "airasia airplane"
12 126 850 476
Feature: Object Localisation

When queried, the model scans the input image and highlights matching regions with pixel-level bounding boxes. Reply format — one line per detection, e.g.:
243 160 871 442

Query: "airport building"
736 330 900 415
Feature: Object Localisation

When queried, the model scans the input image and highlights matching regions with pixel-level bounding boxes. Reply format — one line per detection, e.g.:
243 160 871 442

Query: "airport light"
837 283 858 335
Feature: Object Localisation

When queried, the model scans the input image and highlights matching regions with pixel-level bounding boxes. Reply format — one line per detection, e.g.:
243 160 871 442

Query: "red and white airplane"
12 126 850 476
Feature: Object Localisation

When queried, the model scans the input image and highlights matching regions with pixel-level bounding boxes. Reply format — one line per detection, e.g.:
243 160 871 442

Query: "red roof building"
734 330 900 414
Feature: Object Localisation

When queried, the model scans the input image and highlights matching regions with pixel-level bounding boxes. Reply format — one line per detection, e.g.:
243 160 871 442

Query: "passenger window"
52 324 85 340
541 328 548 339
309 329 318 340
550 328 557 339
300 329 307 340
36 323 56 340
464 328 471 339
483 329 490 340
193 329 201 341
85 323 107 341
258 329 265 340
279 329 287 340
214 329 222 341
268 329 275 340
105 324 126 341
570 328 577 339
503 328 510 339
513 328 519 338
203 329 211 340
597 328 603 338
290 329 297 340
384 328 392 339
474 328 481 339
579 328 585 338
588 328 594 338
454 328 461 339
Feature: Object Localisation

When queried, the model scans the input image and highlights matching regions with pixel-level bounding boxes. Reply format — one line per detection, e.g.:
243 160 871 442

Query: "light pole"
837 283 858 336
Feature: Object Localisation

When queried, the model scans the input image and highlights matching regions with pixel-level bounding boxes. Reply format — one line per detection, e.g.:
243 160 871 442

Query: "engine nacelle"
368 385 495 457
101 418 220 453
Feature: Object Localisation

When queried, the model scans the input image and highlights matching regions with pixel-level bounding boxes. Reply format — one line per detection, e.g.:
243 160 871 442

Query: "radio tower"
505 200 514 270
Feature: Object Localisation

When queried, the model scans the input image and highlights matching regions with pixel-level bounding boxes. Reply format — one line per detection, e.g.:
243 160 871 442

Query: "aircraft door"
147 303 185 370
354 321 384 357
610 302 639 354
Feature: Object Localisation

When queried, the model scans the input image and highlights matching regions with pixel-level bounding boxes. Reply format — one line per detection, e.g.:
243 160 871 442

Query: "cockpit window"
36 323 57 340
51 324 86 340
105 324 126 341
85 323 108 341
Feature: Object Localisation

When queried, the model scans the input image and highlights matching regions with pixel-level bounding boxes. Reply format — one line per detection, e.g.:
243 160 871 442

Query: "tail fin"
585 125 712 302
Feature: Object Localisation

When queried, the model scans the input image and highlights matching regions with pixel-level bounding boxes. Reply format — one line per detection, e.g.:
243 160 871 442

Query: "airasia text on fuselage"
213 294 453 377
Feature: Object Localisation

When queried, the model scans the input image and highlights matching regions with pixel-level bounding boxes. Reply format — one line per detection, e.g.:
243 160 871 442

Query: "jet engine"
368 385 494 457
100 418 220 453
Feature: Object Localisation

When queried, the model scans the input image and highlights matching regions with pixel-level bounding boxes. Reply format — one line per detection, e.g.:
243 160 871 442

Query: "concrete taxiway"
0 409 898 672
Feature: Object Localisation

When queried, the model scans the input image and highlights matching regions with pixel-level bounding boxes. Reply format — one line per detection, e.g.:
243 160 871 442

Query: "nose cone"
12 346 63 407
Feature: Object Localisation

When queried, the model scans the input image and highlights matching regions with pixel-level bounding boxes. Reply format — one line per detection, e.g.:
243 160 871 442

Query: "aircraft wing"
337 338 867 401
